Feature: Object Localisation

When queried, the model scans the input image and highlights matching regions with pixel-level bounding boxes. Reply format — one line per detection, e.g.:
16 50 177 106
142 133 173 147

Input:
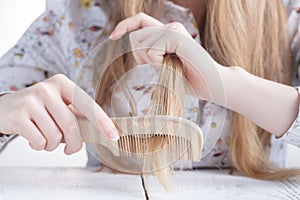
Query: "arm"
217 66 299 137
109 13 300 142
0 1 69 153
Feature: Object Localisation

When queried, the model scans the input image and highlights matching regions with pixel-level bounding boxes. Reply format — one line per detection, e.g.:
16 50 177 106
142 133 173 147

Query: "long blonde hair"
204 0 299 179
94 0 300 182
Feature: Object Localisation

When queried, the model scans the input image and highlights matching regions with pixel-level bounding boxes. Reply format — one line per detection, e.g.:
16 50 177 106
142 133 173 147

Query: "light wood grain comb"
77 116 203 173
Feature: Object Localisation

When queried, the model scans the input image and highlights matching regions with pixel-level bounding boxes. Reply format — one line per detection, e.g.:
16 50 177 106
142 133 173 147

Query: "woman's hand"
0 74 119 155
109 13 300 138
110 13 194 64
109 12 219 101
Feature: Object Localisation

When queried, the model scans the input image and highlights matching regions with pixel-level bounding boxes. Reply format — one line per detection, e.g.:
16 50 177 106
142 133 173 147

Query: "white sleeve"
282 2 300 148
282 116 300 148
281 87 300 148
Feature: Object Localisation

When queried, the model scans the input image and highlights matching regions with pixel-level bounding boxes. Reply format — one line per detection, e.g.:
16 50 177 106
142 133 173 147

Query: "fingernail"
108 128 119 141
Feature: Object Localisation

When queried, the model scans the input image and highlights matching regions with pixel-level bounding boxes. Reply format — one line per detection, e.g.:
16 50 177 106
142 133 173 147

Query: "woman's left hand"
109 12 194 64
109 12 220 101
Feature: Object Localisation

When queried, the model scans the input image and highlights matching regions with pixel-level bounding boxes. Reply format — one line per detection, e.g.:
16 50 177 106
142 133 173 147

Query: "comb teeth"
116 134 192 159
77 116 203 162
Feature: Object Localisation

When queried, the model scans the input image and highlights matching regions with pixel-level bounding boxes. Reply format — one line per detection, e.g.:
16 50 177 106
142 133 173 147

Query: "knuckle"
17 95 37 111
33 82 52 98
133 12 147 24
49 74 69 85
6 114 28 134
7 111 23 126
165 22 186 34
52 73 68 81
169 22 184 28
137 12 146 18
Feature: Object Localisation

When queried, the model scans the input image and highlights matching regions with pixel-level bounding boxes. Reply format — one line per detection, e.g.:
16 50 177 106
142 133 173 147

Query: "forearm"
217 66 299 137
160 31 299 137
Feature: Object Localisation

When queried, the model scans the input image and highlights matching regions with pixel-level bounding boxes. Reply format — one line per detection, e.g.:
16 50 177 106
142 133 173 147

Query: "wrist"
215 65 247 109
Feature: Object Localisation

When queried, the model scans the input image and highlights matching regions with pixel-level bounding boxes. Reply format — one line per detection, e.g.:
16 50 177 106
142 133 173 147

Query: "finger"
45 97 82 155
47 74 119 141
68 104 84 117
141 23 192 56
131 46 164 65
130 28 164 64
30 106 63 151
109 12 163 40
163 22 191 37
150 30 180 54
129 24 192 63
18 118 46 151
137 32 166 64
147 49 165 64
132 48 154 65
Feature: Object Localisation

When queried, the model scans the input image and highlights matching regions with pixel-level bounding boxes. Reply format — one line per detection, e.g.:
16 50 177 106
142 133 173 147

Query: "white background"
0 0 299 168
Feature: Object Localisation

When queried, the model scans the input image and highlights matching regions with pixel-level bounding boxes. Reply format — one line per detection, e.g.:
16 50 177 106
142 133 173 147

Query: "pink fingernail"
109 128 119 141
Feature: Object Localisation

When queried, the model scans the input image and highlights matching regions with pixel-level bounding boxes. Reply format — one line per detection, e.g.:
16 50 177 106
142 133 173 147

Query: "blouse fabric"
0 0 299 168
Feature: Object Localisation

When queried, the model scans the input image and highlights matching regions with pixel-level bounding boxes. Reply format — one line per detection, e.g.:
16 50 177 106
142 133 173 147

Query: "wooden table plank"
145 169 300 200
1 168 300 200
0 167 145 200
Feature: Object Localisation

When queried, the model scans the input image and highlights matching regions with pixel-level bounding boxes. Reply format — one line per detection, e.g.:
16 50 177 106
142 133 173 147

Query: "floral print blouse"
0 0 300 168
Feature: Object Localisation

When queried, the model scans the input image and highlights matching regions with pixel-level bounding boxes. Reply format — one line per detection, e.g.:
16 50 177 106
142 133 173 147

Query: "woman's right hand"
0 74 119 155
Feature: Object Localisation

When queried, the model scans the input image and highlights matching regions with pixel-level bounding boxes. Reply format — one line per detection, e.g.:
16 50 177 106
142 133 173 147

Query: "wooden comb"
77 115 203 174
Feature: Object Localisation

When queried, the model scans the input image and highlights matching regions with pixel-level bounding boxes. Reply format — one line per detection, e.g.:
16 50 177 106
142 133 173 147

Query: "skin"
110 12 299 137
0 1 298 155
170 0 299 136
0 74 119 154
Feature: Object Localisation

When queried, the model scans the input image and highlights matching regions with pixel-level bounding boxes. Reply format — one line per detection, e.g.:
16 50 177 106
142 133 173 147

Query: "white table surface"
1 167 299 200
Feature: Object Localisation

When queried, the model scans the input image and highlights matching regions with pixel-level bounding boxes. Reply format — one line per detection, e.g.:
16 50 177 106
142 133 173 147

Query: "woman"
0 0 299 180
